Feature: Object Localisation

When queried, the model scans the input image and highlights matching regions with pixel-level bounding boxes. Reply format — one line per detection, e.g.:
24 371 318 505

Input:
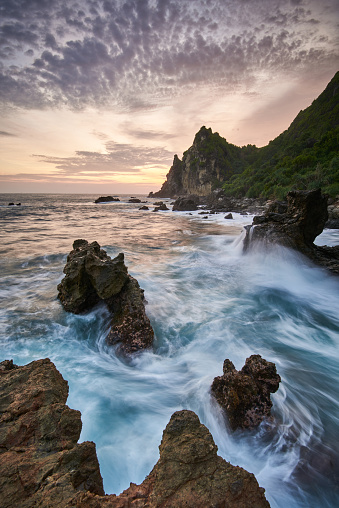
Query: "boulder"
172 196 198 211
224 212 233 219
57 240 154 354
0 360 270 508
0 359 104 508
243 189 339 274
94 196 120 203
139 205 149 210
211 355 281 431
153 203 169 212
129 198 141 203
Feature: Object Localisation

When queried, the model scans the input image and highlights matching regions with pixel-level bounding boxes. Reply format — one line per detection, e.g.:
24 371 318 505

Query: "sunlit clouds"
0 0 338 193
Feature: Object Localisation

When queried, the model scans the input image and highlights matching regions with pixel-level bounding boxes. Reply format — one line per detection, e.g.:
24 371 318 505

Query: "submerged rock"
57 240 154 354
211 355 281 431
243 189 339 274
0 359 270 507
0 358 104 508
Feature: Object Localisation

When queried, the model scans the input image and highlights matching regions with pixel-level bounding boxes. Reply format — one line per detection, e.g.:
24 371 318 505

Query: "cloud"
0 130 16 136
0 0 338 111
32 140 174 175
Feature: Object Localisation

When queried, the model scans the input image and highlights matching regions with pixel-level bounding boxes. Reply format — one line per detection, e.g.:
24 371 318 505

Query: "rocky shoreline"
0 358 270 507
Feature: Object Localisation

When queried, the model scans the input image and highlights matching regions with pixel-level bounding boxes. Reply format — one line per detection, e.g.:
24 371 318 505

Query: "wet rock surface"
57 240 154 354
0 360 270 508
0 358 104 508
211 355 281 431
243 189 339 274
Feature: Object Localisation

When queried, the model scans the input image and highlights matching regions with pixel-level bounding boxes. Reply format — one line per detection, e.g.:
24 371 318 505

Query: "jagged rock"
0 360 270 508
95 196 120 203
172 196 198 211
139 205 149 210
57 240 154 354
243 189 339 274
0 359 104 508
211 355 281 431
73 410 271 507
224 212 233 219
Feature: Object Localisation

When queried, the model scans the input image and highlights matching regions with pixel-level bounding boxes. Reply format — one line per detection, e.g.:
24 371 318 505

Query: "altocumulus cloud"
0 0 338 111
33 141 174 175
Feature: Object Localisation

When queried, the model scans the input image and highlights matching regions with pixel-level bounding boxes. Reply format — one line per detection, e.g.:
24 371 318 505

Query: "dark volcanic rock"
224 212 233 219
94 196 120 203
211 355 281 431
139 205 149 210
57 240 154 354
129 198 141 203
172 196 198 211
243 189 339 274
0 358 104 508
0 360 270 508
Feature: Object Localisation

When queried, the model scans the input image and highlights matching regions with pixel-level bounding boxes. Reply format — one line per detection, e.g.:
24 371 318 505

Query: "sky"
0 0 338 194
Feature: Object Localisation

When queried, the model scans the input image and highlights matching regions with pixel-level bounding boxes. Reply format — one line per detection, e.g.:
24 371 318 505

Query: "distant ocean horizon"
1 193 338 508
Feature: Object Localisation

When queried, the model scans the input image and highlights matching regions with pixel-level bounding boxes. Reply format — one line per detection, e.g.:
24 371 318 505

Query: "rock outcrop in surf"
243 189 339 274
0 358 270 508
211 355 281 431
57 239 154 354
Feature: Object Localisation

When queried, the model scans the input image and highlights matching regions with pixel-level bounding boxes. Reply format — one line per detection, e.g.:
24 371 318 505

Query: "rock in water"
0 360 270 507
74 411 271 507
0 358 104 508
243 189 339 274
172 196 198 211
57 240 154 354
211 355 281 431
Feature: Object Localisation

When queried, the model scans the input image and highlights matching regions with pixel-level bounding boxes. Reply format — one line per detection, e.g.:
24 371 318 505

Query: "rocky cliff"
151 127 253 198
0 358 270 508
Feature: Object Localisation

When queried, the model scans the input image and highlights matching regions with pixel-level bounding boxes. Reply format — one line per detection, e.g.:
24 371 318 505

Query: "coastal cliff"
151 72 338 200
152 126 254 198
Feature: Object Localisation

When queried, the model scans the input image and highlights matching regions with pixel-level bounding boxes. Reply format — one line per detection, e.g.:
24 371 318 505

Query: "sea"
1 193 338 507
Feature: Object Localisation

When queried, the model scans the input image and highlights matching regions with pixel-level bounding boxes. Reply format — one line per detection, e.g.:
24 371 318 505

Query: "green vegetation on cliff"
154 72 338 199
222 71 339 199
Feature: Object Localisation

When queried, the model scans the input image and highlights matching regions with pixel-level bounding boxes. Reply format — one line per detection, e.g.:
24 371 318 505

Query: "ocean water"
0 193 338 507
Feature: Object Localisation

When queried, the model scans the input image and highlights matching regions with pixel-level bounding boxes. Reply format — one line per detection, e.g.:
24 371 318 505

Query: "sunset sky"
0 0 338 194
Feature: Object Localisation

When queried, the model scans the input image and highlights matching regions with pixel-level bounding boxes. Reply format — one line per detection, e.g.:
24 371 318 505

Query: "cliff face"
152 127 252 198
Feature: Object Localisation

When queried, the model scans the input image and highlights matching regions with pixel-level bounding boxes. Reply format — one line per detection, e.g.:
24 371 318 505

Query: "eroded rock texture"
243 189 339 274
211 355 281 431
0 358 104 508
57 240 154 354
74 410 270 508
0 360 270 508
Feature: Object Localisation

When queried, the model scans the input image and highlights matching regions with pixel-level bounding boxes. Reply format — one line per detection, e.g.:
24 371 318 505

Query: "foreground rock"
211 355 281 431
57 240 154 354
0 359 104 508
0 359 270 507
95 196 120 203
243 189 339 275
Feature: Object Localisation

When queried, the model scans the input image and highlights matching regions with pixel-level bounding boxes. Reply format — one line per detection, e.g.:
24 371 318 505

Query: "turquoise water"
1 193 338 507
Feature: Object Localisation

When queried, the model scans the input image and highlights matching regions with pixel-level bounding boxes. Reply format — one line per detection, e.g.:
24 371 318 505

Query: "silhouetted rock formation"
243 189 339 274
0 359 270 507
95 196 120 203
211 355 281 431
57 240 154 354
0 358 104 508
